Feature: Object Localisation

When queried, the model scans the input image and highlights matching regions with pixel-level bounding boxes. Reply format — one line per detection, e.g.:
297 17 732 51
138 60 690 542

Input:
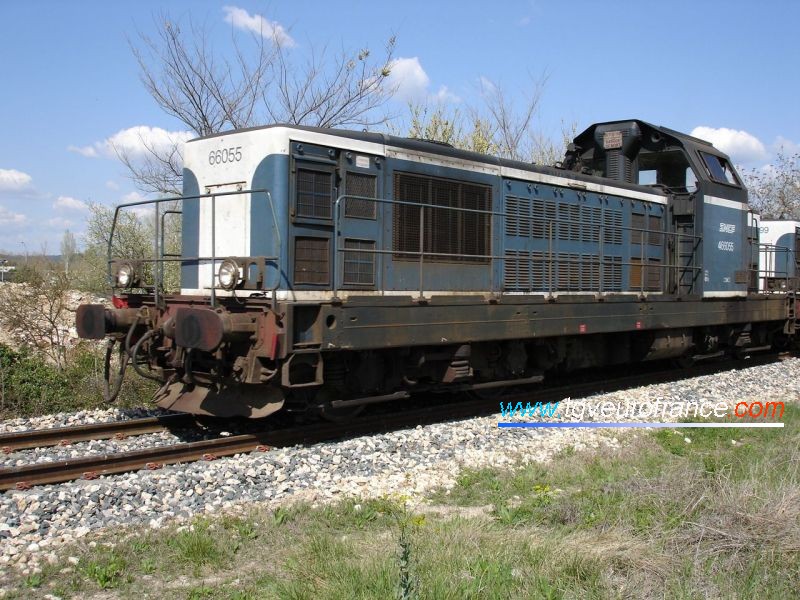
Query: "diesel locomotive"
75 119 799 419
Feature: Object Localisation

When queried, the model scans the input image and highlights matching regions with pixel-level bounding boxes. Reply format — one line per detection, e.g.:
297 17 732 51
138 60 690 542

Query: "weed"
23 572 44 588
80 552 127 589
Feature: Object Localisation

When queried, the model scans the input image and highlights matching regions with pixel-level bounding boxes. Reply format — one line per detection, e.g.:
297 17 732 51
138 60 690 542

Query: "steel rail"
0 351 788 492
0 413 195 453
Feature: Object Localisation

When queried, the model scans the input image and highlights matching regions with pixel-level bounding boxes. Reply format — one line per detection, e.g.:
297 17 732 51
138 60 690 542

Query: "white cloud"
690 126 768 164
54 195 88 212
69 126 192 160
67 144 98 158
431 85 461 104
387 57 430 101
105 180 120 190
222 6 295 47
0 168 33 191
0 205 27 225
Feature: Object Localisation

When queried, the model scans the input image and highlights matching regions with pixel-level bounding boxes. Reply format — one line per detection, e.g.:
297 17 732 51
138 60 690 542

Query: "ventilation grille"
648 214 663 246
604 209 623 244
393 172 491 263
504 252 621 292
505 196 619 244
294 237 329 285
345 172 377 219
630 257 662 291
296 168 332 219
343 239 375 286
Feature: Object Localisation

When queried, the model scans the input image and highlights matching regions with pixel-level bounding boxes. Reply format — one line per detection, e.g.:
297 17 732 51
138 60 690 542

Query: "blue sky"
0 0 798 252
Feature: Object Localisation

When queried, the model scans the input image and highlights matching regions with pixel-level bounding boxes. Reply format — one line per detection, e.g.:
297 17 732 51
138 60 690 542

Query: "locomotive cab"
566 120 752 298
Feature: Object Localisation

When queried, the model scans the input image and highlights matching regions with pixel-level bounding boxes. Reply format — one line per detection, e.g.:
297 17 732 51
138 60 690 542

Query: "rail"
332 194 703 299
108 189 281 307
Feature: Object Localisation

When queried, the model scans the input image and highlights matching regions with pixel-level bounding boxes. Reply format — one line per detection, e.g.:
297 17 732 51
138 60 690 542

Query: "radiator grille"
343 239 375 286
393 172 491 263
603 209 623 244
631 213 645 245
557 203 581 241
296 168 332 219
504 251 618 292
630 257 662 291
648 214 663 246
294 237 329 285
344 172 377 219
602 256 622 291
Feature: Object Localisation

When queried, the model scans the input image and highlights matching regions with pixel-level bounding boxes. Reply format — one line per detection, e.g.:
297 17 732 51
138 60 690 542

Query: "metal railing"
332 194 704 299
754 243 797 292
108 189 281 307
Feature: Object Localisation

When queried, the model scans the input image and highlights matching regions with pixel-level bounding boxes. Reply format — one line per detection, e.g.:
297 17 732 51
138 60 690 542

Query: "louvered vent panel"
582 254 600 289
647 258 662 291
532 251 547 291
603 209 622 244
532 199 556 239
648 214 663 246
631 213 646 245
557 252 581 290
581 206 601 243
345 172 377 219
602 256 622 291
558 203 581 241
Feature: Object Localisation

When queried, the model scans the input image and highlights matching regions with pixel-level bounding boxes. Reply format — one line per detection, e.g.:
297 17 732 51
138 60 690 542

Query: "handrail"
107 188 280 307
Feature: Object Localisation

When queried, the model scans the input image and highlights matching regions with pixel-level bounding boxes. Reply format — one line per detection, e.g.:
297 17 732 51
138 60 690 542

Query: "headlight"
218 258 241 290
115 262 136 288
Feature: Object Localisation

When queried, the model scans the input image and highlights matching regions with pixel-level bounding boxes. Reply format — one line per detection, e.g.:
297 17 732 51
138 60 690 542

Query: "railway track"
0 413 195 453
0 351 789 492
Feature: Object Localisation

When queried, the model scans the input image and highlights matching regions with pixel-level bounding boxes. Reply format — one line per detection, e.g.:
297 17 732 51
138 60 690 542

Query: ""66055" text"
209 146 242 165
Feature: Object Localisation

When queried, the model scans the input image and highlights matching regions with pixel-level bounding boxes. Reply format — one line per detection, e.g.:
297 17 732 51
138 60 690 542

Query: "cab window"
699 152 740 186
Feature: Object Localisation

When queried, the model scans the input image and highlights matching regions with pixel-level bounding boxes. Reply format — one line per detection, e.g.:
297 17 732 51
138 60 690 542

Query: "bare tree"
60 230 77 276
403 74 572 165
123 14 397 196
742 149 800 219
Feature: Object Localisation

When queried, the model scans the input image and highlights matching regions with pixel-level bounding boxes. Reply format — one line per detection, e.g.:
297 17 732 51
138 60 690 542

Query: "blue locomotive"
76 119 796 418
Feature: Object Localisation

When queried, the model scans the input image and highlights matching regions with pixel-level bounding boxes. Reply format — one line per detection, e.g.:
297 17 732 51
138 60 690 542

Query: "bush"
0 343 158 419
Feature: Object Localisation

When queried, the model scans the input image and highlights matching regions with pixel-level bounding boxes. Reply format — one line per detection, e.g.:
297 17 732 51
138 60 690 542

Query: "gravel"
1 357 798 578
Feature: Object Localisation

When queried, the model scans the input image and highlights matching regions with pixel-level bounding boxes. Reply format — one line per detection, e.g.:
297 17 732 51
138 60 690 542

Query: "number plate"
603 130 623 150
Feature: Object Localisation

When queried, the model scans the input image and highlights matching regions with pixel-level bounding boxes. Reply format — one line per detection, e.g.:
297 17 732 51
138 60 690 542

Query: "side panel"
701 197 749 296
251 154 289 290
181 169 200 289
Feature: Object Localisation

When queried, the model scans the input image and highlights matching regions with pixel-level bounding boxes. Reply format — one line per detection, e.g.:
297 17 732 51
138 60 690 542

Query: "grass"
5 406 798 599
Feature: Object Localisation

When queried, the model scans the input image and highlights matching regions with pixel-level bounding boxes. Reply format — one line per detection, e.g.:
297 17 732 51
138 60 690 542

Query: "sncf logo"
719 222 736 234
